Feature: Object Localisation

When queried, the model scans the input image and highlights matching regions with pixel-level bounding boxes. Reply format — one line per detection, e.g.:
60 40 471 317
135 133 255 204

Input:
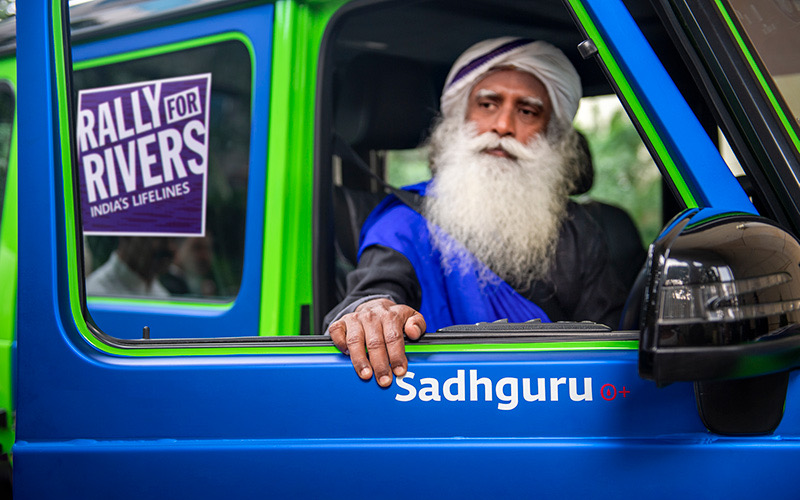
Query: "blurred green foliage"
386 149 431 187
0 1 14 20
576 98 663 245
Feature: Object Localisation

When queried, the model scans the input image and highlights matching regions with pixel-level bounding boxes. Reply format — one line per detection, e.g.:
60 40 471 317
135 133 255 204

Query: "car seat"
572 132 647 293
331 54 438 299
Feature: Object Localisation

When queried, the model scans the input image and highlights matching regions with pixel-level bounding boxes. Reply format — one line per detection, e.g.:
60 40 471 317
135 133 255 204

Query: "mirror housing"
639 209 800 434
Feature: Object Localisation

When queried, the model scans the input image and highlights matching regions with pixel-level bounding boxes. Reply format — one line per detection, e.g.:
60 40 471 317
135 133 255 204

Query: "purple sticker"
77 74 212 236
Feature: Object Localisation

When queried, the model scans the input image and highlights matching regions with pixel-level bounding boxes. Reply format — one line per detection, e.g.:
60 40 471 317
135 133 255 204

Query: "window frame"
67 7 274 346
53 0 755 356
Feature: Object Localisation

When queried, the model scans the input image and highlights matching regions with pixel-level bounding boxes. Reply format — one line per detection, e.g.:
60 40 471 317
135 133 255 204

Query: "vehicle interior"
312 0 701 333
45 0 773 341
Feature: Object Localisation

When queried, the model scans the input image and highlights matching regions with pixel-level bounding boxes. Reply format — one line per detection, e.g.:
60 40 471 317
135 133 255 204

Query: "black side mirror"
639 209 800 434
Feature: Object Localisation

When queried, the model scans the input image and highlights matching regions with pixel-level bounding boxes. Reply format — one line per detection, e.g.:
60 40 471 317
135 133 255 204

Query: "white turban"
440 37 582 131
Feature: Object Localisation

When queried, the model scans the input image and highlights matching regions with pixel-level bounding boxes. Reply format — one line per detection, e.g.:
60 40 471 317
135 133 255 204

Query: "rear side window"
74 40 251 301
0 82 12 226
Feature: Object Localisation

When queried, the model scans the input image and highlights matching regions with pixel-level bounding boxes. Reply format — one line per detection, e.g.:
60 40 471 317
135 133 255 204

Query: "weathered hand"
329 298 426 387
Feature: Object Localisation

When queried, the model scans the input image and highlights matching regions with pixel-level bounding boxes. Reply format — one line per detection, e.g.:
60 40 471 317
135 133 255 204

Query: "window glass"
385 149 431 187
719 129 746 177
727 0 800 125
73 40 251 301
0 83 13 226
574 95 662 245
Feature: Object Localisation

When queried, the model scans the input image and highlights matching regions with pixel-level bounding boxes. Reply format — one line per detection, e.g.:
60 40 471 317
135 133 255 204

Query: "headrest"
570 130 594 196
334 54 438 151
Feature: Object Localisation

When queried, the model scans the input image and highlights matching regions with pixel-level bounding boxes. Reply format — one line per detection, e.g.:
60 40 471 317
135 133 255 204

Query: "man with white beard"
325 38 628 387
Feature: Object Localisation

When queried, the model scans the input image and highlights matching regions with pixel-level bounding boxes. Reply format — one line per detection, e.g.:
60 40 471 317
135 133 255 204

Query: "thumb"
404 312 426 340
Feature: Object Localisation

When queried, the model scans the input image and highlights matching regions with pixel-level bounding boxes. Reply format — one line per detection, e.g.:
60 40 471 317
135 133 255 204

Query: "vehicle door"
13 0 800 498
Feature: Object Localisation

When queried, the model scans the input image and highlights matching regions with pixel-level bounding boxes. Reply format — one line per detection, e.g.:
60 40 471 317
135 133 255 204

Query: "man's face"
464 68 552 158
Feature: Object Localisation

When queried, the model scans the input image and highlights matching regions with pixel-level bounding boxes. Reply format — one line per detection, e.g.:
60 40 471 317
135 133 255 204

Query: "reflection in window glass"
719 129 746 177
728 0 800 124
74 40 251 301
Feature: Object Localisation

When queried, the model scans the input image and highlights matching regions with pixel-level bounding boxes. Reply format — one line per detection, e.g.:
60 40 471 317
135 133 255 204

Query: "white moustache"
425 116 571 288
467 132 540 161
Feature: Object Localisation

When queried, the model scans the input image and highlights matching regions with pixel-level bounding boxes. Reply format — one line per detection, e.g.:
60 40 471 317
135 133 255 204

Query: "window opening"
315 0 692 333
385 148 432 187
574 95 662 245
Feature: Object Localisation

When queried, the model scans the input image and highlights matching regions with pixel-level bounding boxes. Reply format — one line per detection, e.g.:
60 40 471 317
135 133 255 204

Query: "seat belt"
333 135 424 214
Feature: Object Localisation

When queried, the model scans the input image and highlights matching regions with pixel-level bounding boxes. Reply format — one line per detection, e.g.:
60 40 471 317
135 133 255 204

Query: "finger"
343 316 373 381
382 315 408 378
328 320 349 355
363 321 393 388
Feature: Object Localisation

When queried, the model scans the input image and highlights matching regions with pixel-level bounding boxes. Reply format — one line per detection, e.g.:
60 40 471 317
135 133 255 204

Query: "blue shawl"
358 181 550 332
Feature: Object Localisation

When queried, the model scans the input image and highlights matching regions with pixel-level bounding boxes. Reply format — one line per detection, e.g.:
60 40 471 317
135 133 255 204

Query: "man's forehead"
470 69 548 96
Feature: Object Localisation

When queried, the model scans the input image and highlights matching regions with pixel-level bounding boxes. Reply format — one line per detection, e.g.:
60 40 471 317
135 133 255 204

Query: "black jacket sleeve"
537 202 628 327
324 202 629 331
322 244 422 331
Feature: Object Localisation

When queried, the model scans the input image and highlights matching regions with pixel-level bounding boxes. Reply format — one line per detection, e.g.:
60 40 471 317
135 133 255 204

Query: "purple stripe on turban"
447 38 534 91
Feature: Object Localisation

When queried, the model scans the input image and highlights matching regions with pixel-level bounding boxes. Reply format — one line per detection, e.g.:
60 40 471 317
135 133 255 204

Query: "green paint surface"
0 53 16 460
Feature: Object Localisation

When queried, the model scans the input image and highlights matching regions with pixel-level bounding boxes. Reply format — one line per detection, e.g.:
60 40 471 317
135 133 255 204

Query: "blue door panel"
14 437 800 499
16 340 710 441
14 317 800 441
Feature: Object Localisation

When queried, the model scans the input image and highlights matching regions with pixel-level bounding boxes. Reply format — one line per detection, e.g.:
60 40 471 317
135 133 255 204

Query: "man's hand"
329 298 426 387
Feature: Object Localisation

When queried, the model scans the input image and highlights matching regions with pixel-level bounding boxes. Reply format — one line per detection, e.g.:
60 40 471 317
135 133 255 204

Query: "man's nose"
492 107 516 137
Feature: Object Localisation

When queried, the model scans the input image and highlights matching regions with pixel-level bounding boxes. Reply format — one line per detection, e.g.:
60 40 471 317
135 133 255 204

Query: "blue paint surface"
584 0 756 213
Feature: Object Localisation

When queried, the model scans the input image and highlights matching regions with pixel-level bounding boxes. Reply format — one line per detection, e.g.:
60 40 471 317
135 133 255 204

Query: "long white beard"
424 118 578 289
